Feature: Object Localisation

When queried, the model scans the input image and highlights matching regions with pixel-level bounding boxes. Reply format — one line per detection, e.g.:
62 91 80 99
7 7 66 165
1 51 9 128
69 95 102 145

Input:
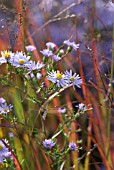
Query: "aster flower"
27 61 45 72
63 40 79 51
40 49 53 58
69 142 77 151
25 45 36 51
0 103 13 115
0 98 13 115
46 42 56 50
47 70 67 88
0 98 6 104
65 70 82 90
0 50 14 65
1 50 14 61
10 51 31 68
42 139 56 149
0 57 7 65
58 107 66 113
52 55 61 62
0 140 11 163
76 103 87 111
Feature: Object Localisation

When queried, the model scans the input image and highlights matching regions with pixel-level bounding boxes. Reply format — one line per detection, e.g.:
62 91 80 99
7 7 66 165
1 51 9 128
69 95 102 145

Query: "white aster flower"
10 51 31 68
65 70 82 90
47 70 67 88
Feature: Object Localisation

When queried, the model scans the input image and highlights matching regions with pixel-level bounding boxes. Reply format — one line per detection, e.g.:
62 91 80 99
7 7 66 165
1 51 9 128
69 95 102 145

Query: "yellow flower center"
19 59 25 65
70 77 75 82
2 51 12 59
0 145 3 151
56 73 62 79
3 108 8 112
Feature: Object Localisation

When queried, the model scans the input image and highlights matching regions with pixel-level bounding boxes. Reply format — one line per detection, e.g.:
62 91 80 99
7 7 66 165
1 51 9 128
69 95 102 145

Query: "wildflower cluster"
40 42 61 62
41 102 89 167
40 40 79 62
42 137 80 168
0 40 83 169
0 50 44 70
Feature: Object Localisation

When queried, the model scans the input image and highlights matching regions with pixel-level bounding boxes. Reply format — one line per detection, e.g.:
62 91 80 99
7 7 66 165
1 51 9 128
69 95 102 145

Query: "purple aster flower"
69 142 77 151
63 40 79 51
0 57 7 65
25 45 36 51
46 42 56 50
58 107 66 113
42 139 56 149
52 55 61 62
76 103 87 111
65 70 82 90
0 103 13 115
0 140 11 163
0 98 6 105
40 49 53 58
27 61 45 72
10 51 31 68
47 70 67 88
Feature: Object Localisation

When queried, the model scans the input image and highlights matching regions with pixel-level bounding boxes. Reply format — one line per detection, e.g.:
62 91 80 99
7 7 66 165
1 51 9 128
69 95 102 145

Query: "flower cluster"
47 69 82 89
0 50 45 71
0 140 11 163
40 42 64 62
0 49 45 82
0 98 13 115
42 139 77 151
